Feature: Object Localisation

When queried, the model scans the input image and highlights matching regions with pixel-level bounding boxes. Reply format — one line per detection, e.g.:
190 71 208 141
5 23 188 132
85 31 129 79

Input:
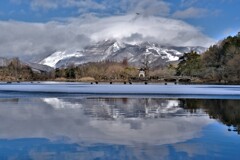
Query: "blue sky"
0 0 239 57
1 0 239 38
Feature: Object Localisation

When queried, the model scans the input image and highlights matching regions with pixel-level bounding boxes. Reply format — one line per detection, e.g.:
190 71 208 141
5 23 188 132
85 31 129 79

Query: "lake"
0 83 240 160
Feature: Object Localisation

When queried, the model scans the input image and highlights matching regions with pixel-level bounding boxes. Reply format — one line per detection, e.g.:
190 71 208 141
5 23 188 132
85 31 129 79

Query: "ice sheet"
0 83 240 99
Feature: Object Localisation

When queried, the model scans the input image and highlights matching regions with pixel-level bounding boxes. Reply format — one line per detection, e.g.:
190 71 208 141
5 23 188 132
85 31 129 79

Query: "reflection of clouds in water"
88 117 211 145
0 98 213 146
28 144 170 160
174 143 207 158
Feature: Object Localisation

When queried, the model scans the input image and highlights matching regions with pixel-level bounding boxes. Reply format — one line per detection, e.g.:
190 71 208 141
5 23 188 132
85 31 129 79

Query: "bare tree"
141 55 151 78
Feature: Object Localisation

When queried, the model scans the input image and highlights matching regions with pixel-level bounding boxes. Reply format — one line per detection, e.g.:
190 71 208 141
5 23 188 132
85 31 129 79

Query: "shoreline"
0 80 239 85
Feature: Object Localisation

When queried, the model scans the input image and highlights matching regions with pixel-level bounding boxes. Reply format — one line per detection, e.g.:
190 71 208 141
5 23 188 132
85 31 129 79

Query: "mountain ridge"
39 40 207 68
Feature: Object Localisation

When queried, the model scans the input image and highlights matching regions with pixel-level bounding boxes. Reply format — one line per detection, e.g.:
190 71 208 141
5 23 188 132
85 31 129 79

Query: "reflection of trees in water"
180 99 202 114
181 99 240 134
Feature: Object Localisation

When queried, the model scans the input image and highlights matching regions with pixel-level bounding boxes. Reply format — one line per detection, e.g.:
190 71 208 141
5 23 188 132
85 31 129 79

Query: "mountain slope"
0 57 53 73
24 62 54 73
40 40 206 68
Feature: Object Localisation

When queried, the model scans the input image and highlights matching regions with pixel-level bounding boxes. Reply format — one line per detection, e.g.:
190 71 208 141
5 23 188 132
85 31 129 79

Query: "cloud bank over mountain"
0 14 214 57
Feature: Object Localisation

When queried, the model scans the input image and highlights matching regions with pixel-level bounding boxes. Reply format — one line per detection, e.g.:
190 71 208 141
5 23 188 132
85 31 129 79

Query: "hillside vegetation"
177 33 240 83
0 58 53 81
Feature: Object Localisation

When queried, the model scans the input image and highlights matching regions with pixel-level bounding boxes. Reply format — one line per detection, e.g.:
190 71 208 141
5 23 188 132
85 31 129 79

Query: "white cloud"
86 15 214 46
173 7 208 19
0 14 215 58
0 20 91 57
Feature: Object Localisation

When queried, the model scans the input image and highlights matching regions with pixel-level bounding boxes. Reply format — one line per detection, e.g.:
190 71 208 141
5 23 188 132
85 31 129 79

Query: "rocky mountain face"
39 40 206 68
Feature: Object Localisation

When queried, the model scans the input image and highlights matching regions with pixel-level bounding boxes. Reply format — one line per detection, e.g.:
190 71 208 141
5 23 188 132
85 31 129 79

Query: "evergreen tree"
176 51 201 77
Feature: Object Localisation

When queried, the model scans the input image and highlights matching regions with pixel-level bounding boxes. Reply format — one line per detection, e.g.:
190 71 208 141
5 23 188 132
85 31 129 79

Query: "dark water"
0 97 239 160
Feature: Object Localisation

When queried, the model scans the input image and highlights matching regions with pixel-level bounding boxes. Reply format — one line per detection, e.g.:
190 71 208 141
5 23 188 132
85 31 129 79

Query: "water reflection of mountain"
83 98 186 120
47 98 205 120
44 98 240 134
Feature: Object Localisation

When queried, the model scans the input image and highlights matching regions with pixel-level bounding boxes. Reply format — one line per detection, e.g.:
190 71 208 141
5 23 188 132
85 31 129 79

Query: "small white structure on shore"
138 68 146 78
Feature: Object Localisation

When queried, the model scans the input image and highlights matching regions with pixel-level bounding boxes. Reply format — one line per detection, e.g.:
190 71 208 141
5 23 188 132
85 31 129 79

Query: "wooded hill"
177 33 240 83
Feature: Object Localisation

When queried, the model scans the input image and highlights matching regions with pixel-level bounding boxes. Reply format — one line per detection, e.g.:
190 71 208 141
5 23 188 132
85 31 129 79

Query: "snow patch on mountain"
112 41 125 52
40 51 83 68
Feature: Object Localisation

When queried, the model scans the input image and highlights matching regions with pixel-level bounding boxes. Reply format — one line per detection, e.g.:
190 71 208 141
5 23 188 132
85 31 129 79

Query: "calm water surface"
0 96 239 159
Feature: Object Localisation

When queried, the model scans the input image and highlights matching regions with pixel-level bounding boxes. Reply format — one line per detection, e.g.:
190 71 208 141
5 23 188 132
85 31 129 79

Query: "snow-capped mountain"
40 40 206 68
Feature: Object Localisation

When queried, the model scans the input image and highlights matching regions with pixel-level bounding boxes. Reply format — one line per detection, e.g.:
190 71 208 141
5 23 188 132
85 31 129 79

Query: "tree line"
0 58 176 82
